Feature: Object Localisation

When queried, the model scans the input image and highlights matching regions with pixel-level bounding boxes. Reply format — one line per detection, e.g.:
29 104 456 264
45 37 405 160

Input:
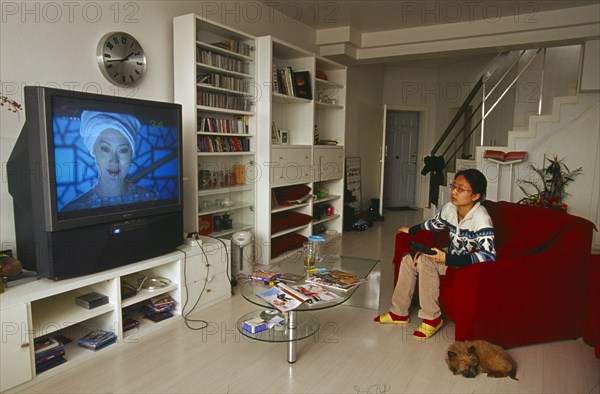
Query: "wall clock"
96 32 147 86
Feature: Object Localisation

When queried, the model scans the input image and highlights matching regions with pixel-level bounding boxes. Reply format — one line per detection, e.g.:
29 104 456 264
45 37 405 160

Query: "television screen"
49 95 181 222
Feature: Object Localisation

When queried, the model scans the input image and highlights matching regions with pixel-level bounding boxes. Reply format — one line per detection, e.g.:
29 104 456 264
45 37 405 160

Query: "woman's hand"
430 248 446 264
398 226 410 233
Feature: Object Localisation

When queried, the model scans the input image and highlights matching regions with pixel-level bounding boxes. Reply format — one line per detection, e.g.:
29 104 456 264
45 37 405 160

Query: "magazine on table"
256 283 310 312
292 283 344 307
305 270 366 292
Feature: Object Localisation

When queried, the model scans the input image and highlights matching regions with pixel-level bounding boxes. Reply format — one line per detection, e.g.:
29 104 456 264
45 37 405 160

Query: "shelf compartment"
120 283 179 309
271 202 309 213
271 224 310 239
197 184 254 197
197 83 255 96
315 78 344 89
313 195 341 204
196 106 254 116
197 151 254 156
199 202 254 216
197 63 253 79
313 214 341 225
196 40 254 61
211 223 254 238
31 294 115 338
198 131 253 137
272 92 312 104
315 101 344 110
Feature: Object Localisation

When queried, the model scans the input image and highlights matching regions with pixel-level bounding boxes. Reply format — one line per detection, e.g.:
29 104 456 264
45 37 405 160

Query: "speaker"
33 211 183 280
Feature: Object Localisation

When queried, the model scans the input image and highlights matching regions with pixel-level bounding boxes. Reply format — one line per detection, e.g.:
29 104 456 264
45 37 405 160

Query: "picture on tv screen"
51 95 181 220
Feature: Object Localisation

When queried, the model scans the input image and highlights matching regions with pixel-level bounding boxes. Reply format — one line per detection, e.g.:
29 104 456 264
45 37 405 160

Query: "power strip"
183 233 203 247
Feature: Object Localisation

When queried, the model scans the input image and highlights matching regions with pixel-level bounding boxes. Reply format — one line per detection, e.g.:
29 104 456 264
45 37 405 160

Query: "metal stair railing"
425 47 547 205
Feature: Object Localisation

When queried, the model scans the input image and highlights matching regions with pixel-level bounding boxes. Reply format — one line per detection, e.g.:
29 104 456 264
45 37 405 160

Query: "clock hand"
105 52 136 63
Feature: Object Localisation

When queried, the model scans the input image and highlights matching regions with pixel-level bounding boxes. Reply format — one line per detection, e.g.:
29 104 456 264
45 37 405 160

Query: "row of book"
197 49 249 74
197 136 250 153
34 337 66 374
198 72 249 93
198 91 253 111
197 116 249 134
272 66 312 100
143 294 176 323
210 39 252 56
78 330 117 351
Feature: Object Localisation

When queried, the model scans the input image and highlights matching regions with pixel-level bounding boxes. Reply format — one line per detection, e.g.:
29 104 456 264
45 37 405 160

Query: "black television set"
7 86 184 280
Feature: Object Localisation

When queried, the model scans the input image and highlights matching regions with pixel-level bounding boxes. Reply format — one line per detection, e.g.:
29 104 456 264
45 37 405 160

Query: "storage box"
242 317 267 334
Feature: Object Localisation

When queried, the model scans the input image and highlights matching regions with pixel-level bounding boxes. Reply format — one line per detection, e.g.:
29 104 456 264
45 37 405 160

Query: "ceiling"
260 0 599 67
261 0 598 33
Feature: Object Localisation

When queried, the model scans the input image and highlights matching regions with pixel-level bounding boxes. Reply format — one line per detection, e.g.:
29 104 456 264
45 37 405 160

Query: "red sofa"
393 200 596 349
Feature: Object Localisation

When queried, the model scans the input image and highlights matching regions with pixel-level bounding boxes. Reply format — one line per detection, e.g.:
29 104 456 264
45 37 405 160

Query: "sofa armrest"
449 250 587 347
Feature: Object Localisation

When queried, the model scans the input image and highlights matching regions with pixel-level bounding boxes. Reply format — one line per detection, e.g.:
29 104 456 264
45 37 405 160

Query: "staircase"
424 45 600 252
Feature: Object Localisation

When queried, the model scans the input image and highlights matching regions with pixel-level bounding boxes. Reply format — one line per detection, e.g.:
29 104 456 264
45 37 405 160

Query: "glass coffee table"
237 255 380 363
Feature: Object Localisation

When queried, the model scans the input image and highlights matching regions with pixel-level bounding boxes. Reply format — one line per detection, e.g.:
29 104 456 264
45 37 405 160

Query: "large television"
7 86 184 280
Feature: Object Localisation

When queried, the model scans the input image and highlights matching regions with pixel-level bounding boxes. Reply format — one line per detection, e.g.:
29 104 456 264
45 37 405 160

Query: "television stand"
0 239 231 392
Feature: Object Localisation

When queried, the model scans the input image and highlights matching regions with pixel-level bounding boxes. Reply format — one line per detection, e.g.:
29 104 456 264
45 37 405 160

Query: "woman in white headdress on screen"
62 111 157 211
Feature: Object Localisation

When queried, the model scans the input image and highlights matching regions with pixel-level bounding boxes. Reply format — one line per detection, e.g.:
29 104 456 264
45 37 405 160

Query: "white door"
383 110 419 208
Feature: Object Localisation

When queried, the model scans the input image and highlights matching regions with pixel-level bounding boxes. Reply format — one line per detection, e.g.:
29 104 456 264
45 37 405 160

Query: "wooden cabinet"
0 303 33 392
174 13 257 238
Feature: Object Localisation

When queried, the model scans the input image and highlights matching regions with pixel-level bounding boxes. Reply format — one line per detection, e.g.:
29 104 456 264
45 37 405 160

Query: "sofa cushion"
271 211 312 235
273 184 312 205
271 233 307 259
484 200 592 259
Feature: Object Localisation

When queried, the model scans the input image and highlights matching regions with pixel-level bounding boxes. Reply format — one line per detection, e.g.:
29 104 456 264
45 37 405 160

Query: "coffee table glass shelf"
237 255 379 363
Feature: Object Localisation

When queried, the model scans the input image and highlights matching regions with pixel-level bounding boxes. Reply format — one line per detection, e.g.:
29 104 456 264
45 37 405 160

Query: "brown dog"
446 340 518 380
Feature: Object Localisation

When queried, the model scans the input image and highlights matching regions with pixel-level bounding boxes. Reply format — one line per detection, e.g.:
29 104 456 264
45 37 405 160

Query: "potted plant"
517 155 583 212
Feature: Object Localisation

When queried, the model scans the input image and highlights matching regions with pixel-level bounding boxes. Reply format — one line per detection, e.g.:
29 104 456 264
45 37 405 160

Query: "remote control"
409 240 436 255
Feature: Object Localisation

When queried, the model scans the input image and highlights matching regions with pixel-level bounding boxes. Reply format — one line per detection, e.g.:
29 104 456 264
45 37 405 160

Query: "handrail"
426 47 548 205
431 76 483 156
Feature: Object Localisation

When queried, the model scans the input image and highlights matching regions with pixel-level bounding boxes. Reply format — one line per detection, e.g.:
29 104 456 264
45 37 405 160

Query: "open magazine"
292 283 343 307
305 270 367 292
257 283 311 312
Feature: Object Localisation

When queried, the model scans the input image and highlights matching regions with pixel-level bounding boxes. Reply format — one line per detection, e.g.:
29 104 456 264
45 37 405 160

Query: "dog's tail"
509 368 519 381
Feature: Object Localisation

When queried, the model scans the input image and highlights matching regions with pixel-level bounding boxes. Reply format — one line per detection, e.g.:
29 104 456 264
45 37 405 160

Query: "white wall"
345 64 384 210
0 0 317 250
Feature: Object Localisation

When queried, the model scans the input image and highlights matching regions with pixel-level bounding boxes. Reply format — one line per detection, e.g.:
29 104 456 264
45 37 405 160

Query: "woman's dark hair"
455 169 487 202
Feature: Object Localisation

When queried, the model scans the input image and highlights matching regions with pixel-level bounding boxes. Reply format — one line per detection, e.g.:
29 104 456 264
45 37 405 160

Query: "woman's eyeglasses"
449 183 472 193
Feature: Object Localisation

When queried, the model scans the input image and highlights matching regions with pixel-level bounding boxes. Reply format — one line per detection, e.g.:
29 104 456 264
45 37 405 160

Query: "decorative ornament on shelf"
517 155 583 212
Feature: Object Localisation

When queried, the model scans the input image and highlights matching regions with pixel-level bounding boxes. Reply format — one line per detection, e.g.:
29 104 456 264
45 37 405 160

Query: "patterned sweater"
409 202 496 267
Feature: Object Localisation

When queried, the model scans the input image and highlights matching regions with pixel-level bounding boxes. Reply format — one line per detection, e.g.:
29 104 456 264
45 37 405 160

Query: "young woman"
374 169 496 339
63 111 157 211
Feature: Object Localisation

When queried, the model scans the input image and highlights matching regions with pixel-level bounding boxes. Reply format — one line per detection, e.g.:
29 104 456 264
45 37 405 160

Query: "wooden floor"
16 210 600 394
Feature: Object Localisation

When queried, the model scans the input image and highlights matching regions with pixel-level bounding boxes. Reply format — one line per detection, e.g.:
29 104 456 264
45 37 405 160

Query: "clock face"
97 32 147 86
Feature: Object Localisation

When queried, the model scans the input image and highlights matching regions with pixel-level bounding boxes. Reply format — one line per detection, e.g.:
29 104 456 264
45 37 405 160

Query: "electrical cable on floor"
199 234 235 295
178 237 211 330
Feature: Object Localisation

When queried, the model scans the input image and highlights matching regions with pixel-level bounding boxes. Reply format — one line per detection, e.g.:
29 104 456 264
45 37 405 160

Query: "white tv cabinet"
0 239 230 392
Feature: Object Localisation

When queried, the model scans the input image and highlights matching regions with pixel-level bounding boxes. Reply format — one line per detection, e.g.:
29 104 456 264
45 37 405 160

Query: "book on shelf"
34 337 62 355
34 336 66 373
210 39 252 56
305 270 367 292
292 283 343 307
256 282 310 312
36 357 67 374
293 71 312 100
198 116 248 134
77 330 117 351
